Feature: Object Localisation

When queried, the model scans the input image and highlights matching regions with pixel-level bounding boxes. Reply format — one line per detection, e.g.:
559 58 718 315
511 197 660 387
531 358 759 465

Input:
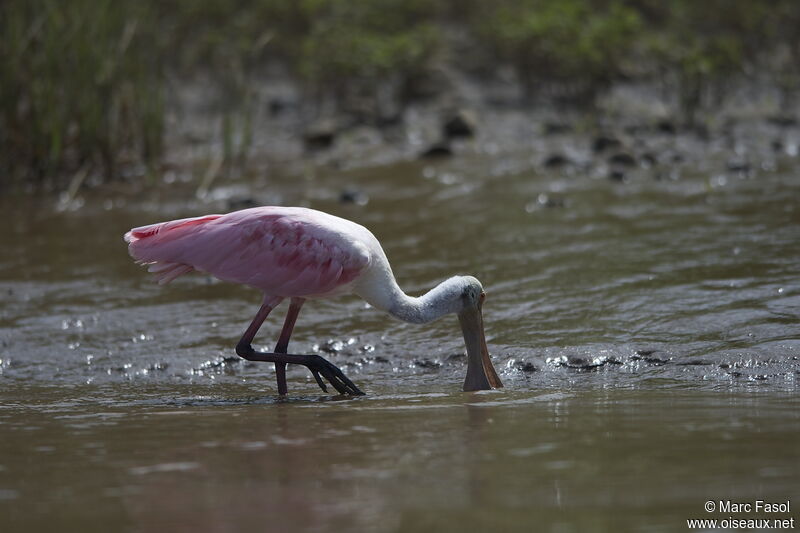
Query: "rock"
513 360 537 373
608 152 636 167
592 135 622 153
726 159 750 173
608 169 627 182
339 187 368 206
767 115 797 128
442 109 476 139
303 119 338 150
655 119 677 134
268 98 289 116
631 351 670 365
560 355 608 369
420 141 452 159
543 153 571 168
675 359 712 366
771 139 784 153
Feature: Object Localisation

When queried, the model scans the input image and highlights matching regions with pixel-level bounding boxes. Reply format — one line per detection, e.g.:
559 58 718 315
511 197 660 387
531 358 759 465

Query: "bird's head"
455 276 503 392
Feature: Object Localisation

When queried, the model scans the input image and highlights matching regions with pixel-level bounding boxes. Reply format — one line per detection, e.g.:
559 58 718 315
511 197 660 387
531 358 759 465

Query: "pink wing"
125 208 371 297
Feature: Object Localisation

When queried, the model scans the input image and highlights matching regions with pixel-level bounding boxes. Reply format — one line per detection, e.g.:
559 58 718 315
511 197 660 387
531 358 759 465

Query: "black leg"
235 297 364 396
273 298 305 395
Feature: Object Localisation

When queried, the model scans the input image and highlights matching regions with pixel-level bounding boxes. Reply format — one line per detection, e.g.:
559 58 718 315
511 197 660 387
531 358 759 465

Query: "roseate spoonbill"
124 206 503 395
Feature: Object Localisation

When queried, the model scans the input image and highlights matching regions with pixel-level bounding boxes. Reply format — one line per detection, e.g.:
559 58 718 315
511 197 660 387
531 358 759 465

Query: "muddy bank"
157 71 800 199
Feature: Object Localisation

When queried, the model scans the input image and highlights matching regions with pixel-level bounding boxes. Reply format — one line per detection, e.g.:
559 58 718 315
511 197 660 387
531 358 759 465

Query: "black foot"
235 346 364 396
299 353 365 396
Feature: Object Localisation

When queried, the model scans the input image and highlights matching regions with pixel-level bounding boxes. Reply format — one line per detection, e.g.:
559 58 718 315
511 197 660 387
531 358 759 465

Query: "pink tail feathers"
124 214 221 284
147 262 194 285
124 214 222 244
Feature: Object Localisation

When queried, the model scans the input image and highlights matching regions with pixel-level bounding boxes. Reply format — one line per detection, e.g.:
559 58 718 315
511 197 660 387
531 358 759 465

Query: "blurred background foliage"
2 0 799 190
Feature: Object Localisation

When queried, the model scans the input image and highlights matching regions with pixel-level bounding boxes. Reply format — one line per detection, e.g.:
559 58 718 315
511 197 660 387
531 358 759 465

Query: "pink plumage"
124 205 502 395
125 207 373 297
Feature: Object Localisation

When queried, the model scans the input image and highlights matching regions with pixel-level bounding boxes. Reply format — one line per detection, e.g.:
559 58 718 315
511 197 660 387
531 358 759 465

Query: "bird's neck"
388 290 454 325
357 269 462 325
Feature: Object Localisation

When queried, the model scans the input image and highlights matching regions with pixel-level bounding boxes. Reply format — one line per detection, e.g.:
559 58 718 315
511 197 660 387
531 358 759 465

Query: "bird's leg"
235 298 364 396
235 298 280 360
273 298 305 396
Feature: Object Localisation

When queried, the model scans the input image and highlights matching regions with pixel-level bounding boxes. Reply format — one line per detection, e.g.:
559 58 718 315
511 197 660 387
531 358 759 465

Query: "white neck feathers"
356 269 467 324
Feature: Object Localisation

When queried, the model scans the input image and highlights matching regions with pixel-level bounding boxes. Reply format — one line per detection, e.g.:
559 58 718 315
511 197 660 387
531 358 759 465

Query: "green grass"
472 0 642 102
2 0 799 191
0 0 163 189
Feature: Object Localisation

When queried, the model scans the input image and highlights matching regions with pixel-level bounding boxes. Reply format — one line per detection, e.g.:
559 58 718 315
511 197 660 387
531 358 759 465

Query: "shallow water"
1 153 799 531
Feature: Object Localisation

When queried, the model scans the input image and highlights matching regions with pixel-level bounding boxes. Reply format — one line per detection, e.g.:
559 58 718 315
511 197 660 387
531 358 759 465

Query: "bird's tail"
124 214 222 245
124 214 222 284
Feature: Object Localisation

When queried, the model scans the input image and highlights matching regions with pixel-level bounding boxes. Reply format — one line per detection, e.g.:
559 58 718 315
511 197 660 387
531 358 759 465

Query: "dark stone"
630 351 670 365
303 119 338 150
563 356 605 369
641 152 657 166
420 141 452 159
339 187 368 205
268 98 288 116
771 139 784 152
608 169 626 182
513 360 537 373
443 109 476 139
726 159 750 173
656 119 677 134
414 358 441 369
543 153 571 168
608 152 636 167
767 115 798 128
592 135 622 153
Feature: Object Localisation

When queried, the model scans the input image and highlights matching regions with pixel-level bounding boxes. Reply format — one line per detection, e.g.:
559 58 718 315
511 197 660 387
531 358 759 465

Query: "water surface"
1 153 799 531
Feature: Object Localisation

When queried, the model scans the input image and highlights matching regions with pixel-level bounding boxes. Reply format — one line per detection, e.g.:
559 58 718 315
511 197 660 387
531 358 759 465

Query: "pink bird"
124 206 503 395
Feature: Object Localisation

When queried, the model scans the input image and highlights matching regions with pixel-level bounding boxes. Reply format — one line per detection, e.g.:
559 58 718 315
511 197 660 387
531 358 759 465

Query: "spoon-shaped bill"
458 303 503 392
